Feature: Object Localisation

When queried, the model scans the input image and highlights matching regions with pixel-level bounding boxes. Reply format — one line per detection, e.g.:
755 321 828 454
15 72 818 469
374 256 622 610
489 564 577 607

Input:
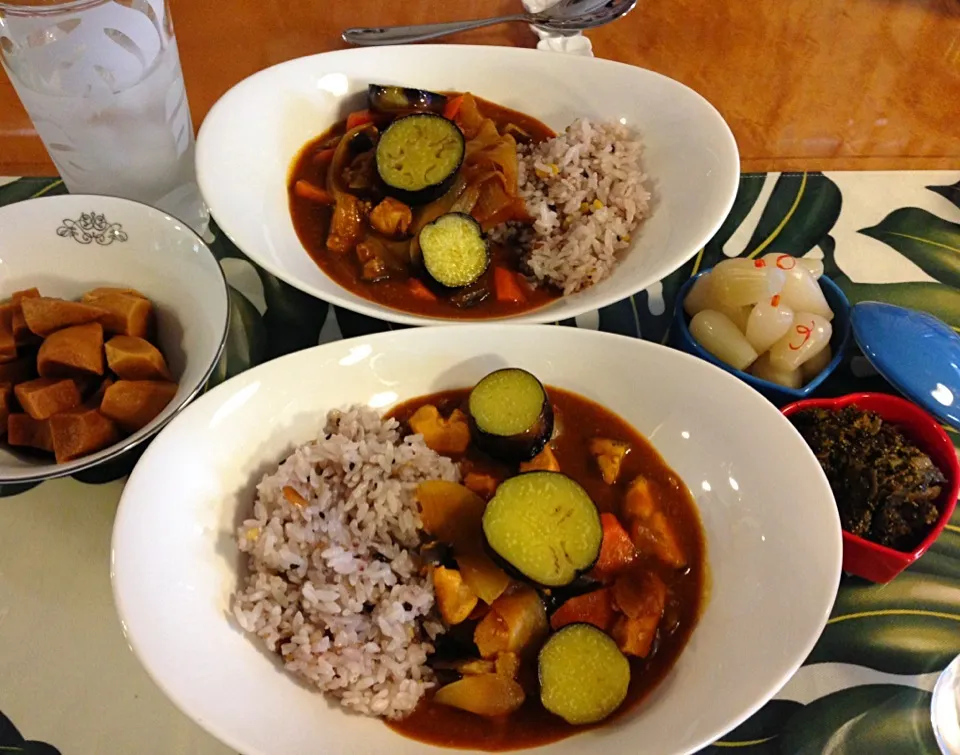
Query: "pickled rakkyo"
745 294 794 354
774 261 833 320
768 313 832 372
710 258 787 307
750 353 803 389
689 310 758 371
762 253 824 280
800 344 832 381
683 275 752 330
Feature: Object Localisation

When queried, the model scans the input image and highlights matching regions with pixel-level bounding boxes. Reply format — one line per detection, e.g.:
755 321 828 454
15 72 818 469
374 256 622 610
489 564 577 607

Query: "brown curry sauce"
385 386 707 751
288 96 561 319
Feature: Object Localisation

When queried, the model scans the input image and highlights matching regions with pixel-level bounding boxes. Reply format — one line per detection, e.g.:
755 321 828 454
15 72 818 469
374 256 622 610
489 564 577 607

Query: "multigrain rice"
232 406 459 719
495 119 650 295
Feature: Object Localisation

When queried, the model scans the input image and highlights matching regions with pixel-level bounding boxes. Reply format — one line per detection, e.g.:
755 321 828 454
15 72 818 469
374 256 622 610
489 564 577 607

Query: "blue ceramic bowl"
671 269 852 405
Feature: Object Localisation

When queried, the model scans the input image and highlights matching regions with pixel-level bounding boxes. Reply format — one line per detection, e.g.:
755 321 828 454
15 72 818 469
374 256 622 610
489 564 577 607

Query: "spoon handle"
342 14 533 46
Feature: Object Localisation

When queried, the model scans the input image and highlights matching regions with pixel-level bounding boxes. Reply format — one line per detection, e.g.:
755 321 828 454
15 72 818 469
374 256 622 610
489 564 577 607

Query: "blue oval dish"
671 269 852 406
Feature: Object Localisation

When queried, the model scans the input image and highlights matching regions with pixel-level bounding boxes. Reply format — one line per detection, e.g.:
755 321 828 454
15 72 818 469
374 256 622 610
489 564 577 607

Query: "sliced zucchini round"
468 368 553 462
375 113 464 205
539 623 631 725
482 472 602 587
420 213 489 288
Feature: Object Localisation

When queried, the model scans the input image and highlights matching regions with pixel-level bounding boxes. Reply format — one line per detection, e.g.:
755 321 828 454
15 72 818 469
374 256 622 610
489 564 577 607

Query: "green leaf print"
207 286 269 389
833 275 960 330
928 178 960 212
0 177 68 206
704 174 766 259
700 700 803 753
806 571 960 673
779 685 939 755
742 172 842 258
858 208 960 289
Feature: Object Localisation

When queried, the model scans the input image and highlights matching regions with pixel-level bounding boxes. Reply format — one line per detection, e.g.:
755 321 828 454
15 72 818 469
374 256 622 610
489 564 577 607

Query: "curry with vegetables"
288 85 560 318
385 369 707 750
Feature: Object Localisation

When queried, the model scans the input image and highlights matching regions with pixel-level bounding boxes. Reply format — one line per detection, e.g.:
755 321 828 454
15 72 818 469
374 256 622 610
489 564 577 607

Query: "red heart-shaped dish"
782 392 959 583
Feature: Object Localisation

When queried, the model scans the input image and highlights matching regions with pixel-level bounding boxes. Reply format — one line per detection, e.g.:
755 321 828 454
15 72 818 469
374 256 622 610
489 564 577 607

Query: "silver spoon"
342 0 636 47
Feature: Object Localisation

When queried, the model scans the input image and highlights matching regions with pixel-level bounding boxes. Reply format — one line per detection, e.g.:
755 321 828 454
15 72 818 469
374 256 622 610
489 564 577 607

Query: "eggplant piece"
467 368 553 462
368 84 448 115
482 472 603 588
375 113 465 206
420 213 489 288
538 623 631 725
449 271 493 309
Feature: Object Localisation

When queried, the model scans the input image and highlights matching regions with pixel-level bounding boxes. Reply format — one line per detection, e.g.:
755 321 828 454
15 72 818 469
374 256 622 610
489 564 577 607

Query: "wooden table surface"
2 0 959 176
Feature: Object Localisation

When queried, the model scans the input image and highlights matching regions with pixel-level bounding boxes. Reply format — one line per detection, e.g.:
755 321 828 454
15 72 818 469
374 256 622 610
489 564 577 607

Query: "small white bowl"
112 325 840 755
0 194 229 486
196 44 739 326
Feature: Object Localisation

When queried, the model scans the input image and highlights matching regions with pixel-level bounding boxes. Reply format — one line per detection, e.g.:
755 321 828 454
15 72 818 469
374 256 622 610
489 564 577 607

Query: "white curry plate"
112 325 840 755
195 45 739 326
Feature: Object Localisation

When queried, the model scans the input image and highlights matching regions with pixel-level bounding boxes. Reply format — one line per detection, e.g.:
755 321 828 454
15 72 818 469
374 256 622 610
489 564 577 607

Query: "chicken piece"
408 405 470 455
519 444 560 473
589 438 631 485
368 197 413 238
610 571 667 657
326 193 364 254
433 566 479 625
463 471 499 499
14 378 81 420
474 585 547 659
622 476 687 568
355 239 402 283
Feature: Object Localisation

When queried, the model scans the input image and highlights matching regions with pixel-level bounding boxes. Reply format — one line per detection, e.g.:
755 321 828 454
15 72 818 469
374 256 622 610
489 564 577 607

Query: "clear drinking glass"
0 0 209 235
933 653 960 754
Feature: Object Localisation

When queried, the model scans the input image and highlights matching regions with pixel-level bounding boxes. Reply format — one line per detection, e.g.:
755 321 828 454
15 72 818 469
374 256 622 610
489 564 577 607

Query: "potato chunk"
14 378 81 420
100 379 177 432
104 335 171 380
433 566 479 625
81 290 153 338
49 409 120 463
21 297 106 337
37 323 104 378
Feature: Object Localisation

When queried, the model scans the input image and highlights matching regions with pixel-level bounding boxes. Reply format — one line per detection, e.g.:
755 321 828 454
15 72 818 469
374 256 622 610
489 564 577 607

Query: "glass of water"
0 0 209 236
933 653 960 754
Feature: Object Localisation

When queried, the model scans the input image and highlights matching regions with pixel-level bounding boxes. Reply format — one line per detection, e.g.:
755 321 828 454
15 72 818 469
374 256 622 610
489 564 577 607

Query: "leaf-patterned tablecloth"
1 171 959 754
